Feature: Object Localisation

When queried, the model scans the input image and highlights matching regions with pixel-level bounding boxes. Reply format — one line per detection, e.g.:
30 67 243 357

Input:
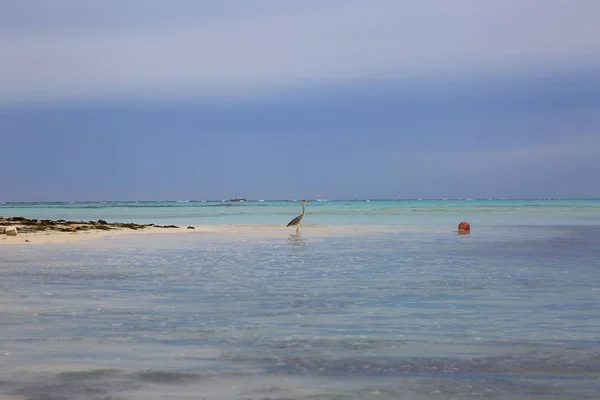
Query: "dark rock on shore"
1 216 181 234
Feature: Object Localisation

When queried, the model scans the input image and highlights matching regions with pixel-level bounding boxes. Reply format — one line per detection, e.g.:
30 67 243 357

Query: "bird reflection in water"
287 232 305 250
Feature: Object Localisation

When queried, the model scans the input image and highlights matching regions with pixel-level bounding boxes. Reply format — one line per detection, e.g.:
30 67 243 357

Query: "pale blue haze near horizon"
1 0 600 201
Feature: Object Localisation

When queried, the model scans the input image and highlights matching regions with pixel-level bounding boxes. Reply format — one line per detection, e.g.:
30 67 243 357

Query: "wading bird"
287 200 310 233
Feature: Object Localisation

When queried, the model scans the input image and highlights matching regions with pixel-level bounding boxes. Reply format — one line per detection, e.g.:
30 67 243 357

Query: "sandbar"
0 221 404 245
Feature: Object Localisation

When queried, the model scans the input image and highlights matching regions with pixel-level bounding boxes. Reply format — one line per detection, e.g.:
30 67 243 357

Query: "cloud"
1 0 600 104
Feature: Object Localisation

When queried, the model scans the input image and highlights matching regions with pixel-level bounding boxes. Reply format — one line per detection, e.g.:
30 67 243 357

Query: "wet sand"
0 223 414 245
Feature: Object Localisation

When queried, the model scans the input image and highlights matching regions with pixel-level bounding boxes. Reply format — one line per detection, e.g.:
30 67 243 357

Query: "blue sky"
1 0 599 201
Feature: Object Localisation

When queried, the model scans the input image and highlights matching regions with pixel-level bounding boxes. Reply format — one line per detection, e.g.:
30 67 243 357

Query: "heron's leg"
296 225 299 234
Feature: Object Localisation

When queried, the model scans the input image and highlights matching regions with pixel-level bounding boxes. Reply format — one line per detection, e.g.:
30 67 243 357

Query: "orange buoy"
458 221 471 234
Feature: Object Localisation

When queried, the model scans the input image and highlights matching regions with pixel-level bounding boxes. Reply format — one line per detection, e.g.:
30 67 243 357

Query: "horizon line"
2 197 600 204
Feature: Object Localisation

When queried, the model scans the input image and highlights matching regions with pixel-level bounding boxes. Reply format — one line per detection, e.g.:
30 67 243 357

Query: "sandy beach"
0 221 400 245
0 224 201 245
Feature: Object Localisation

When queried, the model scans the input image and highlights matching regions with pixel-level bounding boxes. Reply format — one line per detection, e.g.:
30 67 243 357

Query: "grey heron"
287 200 310 233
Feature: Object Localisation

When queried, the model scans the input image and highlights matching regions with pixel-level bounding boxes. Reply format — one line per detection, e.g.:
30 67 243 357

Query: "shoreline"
0 216 419 245
0 216 193 245
0 225 208 245
0 216 203 245
0 225 397 245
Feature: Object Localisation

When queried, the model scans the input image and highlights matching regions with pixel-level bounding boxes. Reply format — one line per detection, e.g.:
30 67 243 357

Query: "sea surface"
1 199 600 399
2 198 600 227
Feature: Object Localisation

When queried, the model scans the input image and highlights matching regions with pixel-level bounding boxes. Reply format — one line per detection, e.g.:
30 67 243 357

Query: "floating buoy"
458 221 471 234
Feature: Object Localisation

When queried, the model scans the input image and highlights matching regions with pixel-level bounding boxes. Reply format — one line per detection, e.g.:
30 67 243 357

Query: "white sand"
0 225 200 245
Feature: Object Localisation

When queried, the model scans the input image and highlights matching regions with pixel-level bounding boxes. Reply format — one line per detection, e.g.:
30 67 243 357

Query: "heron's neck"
301 202 305 216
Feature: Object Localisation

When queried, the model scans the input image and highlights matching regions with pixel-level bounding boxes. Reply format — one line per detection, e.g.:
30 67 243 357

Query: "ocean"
2 198 599 227
1 199 599 399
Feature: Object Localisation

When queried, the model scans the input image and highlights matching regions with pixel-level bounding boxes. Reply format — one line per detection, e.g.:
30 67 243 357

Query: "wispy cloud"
1 0 600 104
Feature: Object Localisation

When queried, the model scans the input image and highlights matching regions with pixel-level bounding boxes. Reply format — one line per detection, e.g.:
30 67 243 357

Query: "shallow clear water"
2 199 600 227
1 219 600 399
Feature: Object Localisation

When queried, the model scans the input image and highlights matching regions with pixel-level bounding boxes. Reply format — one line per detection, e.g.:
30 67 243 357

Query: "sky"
1 0 599 201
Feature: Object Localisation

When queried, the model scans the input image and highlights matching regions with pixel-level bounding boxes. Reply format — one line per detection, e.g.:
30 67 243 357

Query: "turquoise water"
2 199 600 227
1 200 600 399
